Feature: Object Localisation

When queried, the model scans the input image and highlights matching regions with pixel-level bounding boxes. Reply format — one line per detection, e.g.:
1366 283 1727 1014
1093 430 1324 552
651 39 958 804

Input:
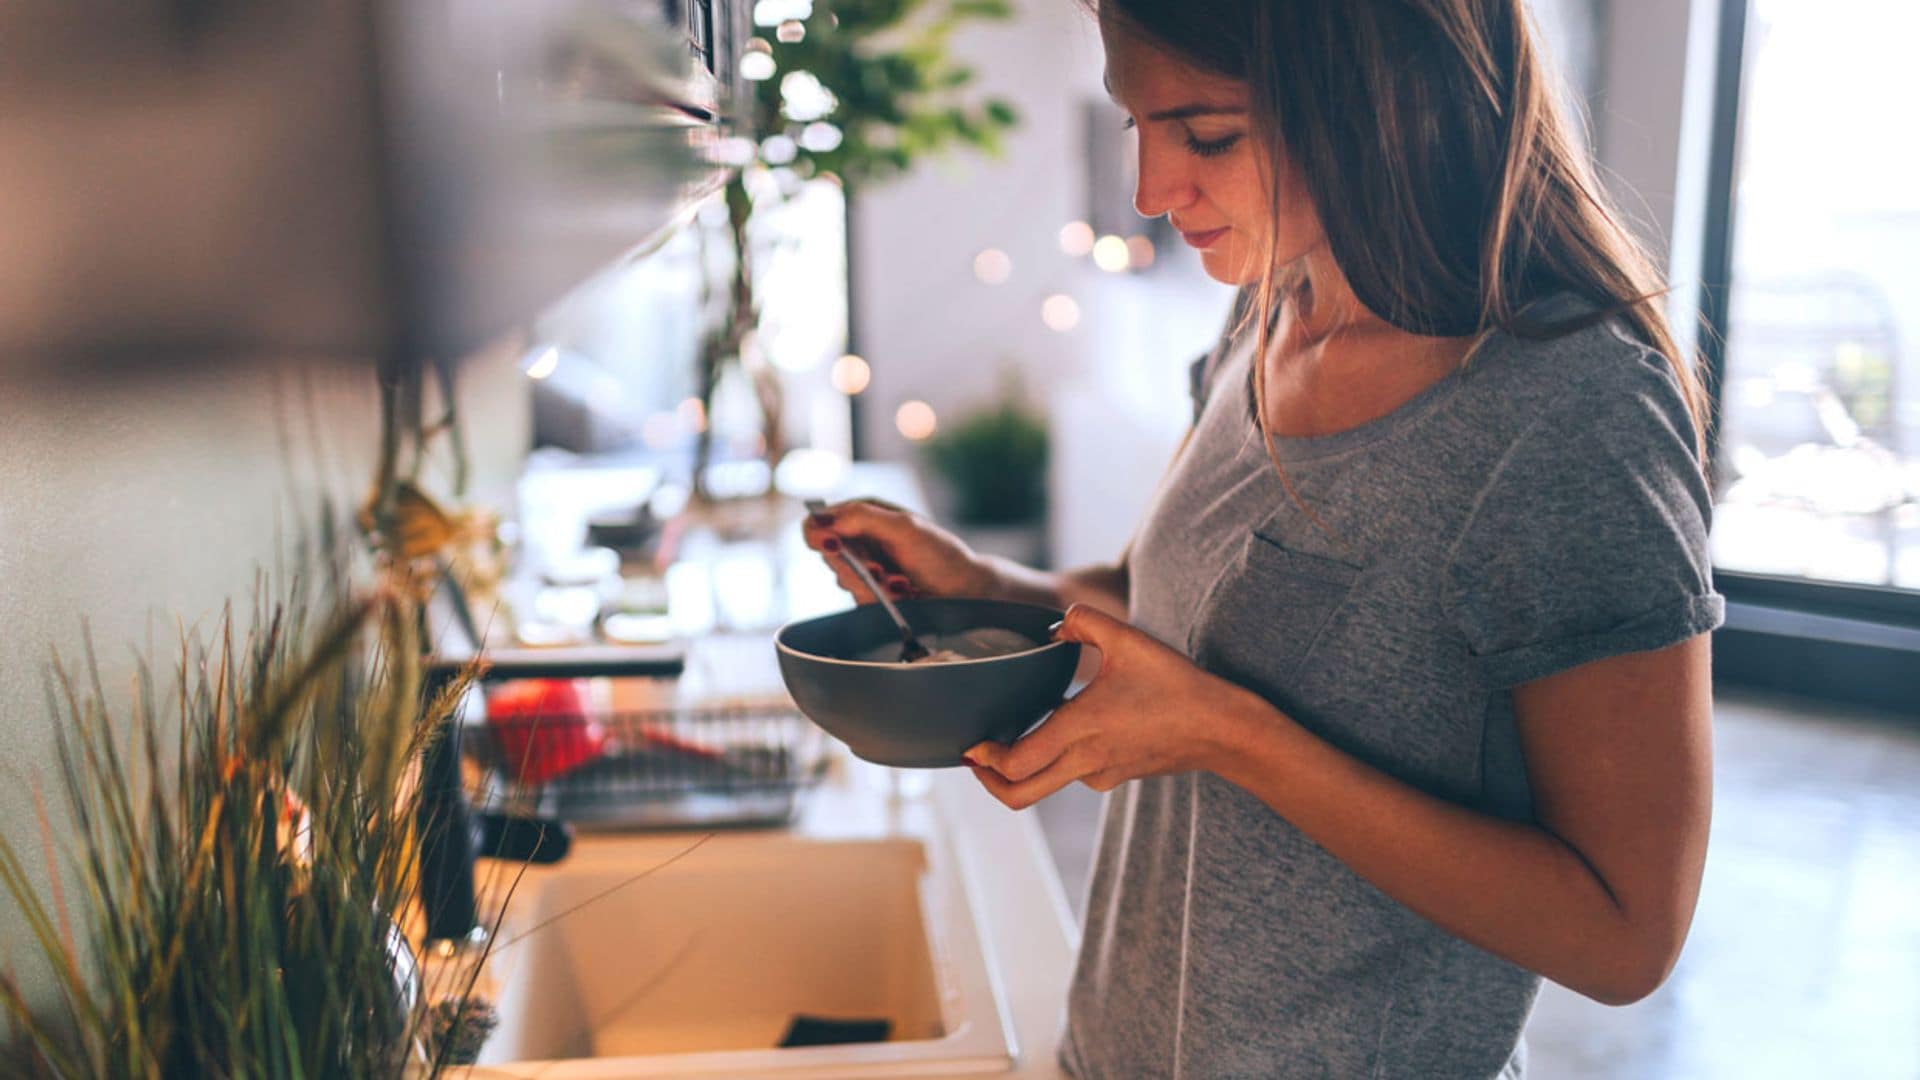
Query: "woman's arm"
990 558 1130 619
1206 634 1713 1005
966 606 1712 1006
984 425 1200 618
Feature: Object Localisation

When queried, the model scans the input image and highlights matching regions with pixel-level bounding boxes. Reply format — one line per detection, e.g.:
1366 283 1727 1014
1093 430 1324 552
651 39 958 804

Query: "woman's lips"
1181 227 1229 250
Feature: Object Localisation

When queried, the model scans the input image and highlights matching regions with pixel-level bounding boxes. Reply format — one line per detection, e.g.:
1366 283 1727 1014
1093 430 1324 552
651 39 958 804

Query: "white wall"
852 0 1234 570
0 350 528 1010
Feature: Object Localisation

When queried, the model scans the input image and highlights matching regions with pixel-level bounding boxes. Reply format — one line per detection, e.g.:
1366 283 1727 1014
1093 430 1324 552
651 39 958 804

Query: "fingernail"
822 537 842 552
962 749 981 765
811 512 835 526
1047 619 1064 639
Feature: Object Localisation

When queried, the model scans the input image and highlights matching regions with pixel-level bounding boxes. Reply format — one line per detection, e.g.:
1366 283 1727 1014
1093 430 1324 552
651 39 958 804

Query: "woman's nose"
1132 134 1196 219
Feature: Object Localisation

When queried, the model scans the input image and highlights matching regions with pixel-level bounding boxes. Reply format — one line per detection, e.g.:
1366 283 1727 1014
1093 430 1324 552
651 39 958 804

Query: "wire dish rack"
463 702 831 830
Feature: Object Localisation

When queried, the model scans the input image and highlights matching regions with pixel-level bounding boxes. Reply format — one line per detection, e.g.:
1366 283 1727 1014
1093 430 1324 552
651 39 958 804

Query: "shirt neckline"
1233 332 1498 465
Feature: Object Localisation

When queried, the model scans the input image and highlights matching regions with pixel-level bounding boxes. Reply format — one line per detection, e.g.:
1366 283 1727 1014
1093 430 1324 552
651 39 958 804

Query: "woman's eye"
1184 132 1243 159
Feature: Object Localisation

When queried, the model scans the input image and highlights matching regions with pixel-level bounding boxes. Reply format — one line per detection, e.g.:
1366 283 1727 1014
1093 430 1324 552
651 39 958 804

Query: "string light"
831 353 872 395
896 401 938 441
973 248 1012 284
1042 294 1081 332
1058 221 1095 256
1092 235 1130 273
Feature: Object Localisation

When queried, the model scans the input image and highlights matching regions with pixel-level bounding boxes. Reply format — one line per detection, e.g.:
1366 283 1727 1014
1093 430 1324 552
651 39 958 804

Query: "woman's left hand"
963 603 1260 810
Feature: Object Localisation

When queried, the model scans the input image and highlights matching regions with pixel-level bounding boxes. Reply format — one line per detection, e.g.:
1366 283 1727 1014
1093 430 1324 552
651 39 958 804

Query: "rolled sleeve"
1445 350 1725 689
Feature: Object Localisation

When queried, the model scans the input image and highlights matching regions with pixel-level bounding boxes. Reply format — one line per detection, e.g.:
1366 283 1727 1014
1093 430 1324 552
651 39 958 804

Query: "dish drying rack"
443 647 830 832
464 701 830 830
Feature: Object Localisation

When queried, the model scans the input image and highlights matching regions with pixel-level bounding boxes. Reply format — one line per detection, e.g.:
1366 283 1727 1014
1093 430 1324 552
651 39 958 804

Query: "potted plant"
923 377 1050 567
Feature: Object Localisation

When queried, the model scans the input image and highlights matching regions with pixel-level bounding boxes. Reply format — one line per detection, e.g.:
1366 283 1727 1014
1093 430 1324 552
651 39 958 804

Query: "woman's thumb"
1052 602 1126 650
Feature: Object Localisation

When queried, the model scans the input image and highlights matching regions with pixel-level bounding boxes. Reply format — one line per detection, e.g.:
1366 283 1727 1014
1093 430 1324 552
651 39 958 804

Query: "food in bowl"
855 626 1043 665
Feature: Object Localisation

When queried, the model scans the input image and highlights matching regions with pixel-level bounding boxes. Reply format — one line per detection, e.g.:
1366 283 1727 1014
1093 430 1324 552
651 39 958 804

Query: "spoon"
805 499 929 662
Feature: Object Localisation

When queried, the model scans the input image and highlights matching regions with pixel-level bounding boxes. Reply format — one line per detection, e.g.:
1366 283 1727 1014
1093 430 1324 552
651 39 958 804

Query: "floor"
1032 688 1920 1078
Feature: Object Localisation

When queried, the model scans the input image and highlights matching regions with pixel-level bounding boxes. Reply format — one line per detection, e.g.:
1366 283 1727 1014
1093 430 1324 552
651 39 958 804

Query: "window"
1712 0 1920 590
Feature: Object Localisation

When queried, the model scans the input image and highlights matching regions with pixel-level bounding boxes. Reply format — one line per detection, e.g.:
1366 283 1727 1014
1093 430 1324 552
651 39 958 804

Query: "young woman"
804 1 1721 1075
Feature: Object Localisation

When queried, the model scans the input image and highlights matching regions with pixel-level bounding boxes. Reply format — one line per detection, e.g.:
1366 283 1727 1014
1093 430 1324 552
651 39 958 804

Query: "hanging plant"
691 0 1021 501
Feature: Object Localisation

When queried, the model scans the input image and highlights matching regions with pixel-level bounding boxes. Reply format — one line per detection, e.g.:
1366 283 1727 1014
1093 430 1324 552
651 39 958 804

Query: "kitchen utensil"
805 498 929 662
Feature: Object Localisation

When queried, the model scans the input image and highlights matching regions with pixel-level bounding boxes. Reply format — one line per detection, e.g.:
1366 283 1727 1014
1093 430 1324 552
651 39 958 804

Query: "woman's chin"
1198 246 1262 287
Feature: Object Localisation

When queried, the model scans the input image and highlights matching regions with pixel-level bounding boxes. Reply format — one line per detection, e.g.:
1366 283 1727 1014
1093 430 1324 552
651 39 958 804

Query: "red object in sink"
485 679 607 785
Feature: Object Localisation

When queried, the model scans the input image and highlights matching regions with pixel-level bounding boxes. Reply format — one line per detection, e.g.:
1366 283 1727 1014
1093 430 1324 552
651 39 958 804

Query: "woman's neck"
1259 253 1473 438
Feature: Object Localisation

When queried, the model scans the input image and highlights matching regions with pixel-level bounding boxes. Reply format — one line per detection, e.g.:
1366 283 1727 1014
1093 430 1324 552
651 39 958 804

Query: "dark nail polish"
811 512 834 526
822 537 842 552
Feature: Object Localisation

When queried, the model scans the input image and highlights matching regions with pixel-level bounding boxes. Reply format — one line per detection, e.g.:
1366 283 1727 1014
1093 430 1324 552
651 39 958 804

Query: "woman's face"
1099 18 1323 286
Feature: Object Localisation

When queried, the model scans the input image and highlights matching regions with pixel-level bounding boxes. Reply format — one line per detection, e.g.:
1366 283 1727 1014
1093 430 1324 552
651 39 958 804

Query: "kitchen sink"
463 808 1018 1077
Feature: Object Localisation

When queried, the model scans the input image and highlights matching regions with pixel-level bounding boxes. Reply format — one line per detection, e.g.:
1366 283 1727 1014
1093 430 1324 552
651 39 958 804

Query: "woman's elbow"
1566 930 1688 1007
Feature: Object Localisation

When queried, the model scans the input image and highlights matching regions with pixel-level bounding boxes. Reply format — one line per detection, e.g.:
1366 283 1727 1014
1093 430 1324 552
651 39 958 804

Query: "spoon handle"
806 500 928 659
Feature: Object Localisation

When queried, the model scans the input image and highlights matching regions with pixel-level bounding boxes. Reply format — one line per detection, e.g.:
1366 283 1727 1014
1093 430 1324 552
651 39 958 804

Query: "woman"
804 1 1721 1075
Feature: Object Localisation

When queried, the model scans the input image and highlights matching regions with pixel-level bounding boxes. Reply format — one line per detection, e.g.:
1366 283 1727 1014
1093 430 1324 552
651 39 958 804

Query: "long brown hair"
1098 0 1712 464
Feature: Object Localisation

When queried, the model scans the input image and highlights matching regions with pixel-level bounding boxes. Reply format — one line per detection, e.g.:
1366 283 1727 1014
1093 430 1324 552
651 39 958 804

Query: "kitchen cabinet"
0 0 749 370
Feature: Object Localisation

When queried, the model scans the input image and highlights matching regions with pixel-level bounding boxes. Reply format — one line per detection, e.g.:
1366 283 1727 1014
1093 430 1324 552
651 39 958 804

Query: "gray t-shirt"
1057 302 1724 1079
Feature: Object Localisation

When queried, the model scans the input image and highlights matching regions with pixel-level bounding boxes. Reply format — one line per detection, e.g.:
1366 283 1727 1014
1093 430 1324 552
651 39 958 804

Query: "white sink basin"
462 804 1017 1077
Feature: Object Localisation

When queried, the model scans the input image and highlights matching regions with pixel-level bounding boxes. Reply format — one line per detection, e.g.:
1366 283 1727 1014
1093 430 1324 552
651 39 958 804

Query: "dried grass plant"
0 524 488 1078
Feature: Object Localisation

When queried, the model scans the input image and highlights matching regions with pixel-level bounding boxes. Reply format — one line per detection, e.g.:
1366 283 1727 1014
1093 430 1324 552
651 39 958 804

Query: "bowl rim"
774 597 1073 670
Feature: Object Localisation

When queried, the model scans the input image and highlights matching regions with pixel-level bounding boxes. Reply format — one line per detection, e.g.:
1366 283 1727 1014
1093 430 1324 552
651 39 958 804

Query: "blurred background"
0 0 1914 1076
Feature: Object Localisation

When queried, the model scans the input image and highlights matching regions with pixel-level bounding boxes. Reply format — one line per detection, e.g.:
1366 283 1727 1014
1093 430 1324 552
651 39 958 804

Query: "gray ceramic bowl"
775 598 1081 768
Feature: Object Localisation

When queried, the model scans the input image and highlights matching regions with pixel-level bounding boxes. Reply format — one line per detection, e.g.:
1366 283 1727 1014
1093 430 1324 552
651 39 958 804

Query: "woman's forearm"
990 557 1130 619
1203 694 1672 1005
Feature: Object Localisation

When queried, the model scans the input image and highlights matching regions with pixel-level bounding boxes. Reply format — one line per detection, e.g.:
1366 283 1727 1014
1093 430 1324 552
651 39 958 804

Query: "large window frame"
1699 0 1920 713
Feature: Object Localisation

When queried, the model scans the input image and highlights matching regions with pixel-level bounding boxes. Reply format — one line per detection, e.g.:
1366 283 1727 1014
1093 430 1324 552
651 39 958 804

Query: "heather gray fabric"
1056 301 1723 1079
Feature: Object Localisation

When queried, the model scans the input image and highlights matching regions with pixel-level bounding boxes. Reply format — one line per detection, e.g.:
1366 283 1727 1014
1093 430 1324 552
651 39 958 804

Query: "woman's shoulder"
1452 311 1701 465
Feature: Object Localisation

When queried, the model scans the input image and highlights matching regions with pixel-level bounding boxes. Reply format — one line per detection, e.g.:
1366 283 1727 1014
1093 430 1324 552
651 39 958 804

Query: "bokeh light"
754 0 812 26
780 71 836 122
740 46 776 82
830 353 872 395
973 248 1013 285
1092 235 1131 273
896 400 939 441
1058 221 1095 256
677 396 708 434
1126 235 1157 269
799 122 843 153
1042 294 1081 332
759 134 798 165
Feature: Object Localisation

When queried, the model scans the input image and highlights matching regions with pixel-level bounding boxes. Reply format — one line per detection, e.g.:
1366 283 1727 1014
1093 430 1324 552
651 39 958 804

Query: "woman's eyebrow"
1146 104 1246 121
1103 71 1245 121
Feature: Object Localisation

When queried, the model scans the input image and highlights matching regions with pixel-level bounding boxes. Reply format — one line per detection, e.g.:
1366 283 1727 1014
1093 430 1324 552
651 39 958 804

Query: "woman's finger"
967 705 1087 783
969 743 1097 811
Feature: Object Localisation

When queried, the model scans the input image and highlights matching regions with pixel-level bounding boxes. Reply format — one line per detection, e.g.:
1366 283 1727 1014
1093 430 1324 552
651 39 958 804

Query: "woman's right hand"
801 498 1003 606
